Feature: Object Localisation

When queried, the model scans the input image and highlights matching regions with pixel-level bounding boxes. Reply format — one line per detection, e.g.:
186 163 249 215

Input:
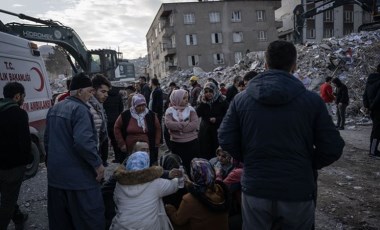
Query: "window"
154 28 158 38
256 10 266 22
344 10 353 23
323 28 334 38
213 53 224 65
211 33 223 44
188 55 199 67
324 10 333 22
234 52 243 64
306 28 315 39
158 22 162 32
258 31 267 41
233 32 243 43
171 35 176 48
184 13 195 24
186 34 198 45
209 12 221 23
169 14 174 26
231 11 241 22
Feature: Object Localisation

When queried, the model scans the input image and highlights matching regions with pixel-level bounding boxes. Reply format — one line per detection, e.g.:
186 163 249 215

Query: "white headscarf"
130 94 149 132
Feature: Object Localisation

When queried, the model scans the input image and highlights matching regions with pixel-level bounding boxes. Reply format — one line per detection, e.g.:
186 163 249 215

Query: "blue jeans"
0 166 26 229
242 193 315 230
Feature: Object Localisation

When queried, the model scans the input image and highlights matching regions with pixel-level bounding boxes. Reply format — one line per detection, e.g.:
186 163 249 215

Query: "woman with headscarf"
196 82 229 160
165 158 229 230
165 89 200 173
158 153 188 209
114 94 161 165
110 151 179 230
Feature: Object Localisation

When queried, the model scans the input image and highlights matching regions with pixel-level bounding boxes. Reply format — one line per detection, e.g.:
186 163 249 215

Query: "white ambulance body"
0 31 53 179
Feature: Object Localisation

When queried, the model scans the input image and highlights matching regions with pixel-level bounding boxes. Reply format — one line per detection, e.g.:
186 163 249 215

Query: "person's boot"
12 206 28 230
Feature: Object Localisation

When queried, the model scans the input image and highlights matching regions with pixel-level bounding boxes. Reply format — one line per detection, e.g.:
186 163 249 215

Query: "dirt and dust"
8 125 380 230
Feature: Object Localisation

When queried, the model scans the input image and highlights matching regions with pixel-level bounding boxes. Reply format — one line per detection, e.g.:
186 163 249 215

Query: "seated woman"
114 93 161 165
209 147 233 181
110 151 179 230
158 153 188 208
165 158 230 230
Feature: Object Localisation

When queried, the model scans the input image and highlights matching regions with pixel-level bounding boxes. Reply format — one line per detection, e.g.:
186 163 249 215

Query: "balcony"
162 46 176 57
162 27 174 38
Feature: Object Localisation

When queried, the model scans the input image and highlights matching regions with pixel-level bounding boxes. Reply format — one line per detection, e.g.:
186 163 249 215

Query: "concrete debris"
160 30 380 122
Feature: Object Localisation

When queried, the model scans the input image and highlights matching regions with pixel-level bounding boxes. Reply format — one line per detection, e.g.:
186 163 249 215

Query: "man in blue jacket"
218 40 344 229
45 73 105 229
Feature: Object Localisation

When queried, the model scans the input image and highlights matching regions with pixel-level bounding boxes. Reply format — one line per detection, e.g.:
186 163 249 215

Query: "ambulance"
0 31 53 179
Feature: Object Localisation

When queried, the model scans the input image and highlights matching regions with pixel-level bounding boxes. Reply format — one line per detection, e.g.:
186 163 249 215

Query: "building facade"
276 0 373 43
146 0 281 79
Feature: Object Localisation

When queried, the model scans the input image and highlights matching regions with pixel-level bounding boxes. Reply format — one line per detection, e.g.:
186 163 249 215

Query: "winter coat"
0 98 32 169
189 84 201 107
218 69 344 201
103 87 124 124
166 181 229 230
165 107 199 143
88 96 108 147
363 72 380 111
44 96 102 190
110 165 178 230
196 96 228 159
141 83 152 105
226 85 238 103
150 87 164 119
334 84 349 105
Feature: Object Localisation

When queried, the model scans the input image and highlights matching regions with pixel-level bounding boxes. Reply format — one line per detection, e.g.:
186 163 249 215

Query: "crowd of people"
1 40 380 230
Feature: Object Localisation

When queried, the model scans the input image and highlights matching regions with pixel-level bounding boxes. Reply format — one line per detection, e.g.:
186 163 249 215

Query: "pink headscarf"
169 89 188 110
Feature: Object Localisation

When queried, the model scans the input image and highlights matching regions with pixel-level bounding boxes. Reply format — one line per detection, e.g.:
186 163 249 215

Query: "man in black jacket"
332 77 349 130
218 40 344 229
0 82 32 229
363 63 380 158
225 75 241 103
149 78 164 143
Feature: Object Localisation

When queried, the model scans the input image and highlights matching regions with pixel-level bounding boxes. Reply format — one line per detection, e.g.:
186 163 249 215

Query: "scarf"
200 82 221 105
166 89 195 121
130 94 149 132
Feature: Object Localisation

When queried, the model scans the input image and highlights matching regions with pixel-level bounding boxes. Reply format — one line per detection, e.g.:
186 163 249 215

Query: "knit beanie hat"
125 151 150 171
69 73 92 91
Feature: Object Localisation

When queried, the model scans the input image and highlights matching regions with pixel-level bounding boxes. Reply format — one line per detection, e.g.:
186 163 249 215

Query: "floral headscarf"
130 94 149 132
190 158 215 193
125 151 150 171
200 82 221 104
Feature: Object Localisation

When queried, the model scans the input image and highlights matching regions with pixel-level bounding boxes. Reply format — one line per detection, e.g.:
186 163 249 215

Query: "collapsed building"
161 30 380 120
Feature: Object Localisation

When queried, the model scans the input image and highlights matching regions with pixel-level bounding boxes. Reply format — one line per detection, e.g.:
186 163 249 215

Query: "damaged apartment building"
276 0 376 43
146 0 282 79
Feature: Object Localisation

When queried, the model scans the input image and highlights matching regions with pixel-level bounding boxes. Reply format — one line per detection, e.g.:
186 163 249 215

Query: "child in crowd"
209 146 233 181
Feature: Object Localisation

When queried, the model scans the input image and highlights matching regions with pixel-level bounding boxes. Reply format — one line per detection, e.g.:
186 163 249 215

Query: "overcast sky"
1 0 196 59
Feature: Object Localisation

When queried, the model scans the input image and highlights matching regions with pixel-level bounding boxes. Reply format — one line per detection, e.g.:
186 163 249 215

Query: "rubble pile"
161 30 380 117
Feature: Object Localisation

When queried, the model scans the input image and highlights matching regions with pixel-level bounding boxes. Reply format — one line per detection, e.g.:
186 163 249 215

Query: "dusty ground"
8 125 380 230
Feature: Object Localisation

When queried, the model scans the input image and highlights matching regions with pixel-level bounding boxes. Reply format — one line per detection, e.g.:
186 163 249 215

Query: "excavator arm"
4 22 89 72
294 0 378 43
0 9 120 79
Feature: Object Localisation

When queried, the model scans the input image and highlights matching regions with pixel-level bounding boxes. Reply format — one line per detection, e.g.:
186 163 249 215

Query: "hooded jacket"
218 69 344 201
110 165 178 230
0 98 32 169
166 180 229 230
363 72 380 111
